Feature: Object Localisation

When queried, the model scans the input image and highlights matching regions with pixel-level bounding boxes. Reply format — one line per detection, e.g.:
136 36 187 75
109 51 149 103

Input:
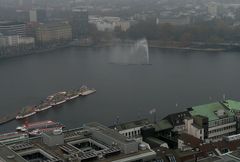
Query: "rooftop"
222 100 240 111
189 102 234 121
198 151 240 162
0 122 156 162
164 111 191 126
110 118 151 131
0 143 26 162
145 137 167 145
154 119 173 131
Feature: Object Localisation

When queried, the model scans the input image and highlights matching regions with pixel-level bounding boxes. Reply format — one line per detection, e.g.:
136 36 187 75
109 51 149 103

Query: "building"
0 122 156 162
16 10 29 23
178 132 240 161
0 35 34 47
198 151 240 162
110 119 152 140
29 10 37 23
89 16 130 32
208 2 218 17
159 100 240 143
29 9 47 23
188 102 236 142
164 111 191 133
35 21 72 44
0 21 26 36
156 16 191 25
222 100 240 133
72 9 89 39
116 20 130 32
184 117 205 141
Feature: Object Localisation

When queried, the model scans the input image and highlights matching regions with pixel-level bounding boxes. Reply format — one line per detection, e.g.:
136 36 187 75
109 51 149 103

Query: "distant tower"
71 8 89 39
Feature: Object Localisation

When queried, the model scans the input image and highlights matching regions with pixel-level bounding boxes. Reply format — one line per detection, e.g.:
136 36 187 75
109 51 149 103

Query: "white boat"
16 111 36 119
81 89 96 96
29 128 63 136
16 120 64 136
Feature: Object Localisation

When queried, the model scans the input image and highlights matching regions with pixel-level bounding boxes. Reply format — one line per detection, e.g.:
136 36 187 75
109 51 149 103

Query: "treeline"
116 19 240 44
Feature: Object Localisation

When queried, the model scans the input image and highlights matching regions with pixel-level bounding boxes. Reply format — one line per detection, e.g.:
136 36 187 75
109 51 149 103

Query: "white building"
184 118 204 140
111 119 152 141
0 35 35 47
89 16 130 32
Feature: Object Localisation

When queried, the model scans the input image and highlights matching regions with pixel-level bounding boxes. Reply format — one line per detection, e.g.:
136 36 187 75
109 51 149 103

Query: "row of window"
209 125 235 134
122 129 141 138
209 132 235 141
209 117 235 128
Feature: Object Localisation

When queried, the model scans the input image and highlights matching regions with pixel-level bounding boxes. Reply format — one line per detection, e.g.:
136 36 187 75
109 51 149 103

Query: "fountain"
109 39 150 65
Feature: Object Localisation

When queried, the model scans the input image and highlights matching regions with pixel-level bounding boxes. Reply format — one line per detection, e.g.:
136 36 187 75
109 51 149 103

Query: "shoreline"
0 44 71 59
0 41 239 59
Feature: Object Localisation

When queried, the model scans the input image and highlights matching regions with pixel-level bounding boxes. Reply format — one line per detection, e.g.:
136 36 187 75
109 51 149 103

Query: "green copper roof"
222 100 240 111
190 102 234 121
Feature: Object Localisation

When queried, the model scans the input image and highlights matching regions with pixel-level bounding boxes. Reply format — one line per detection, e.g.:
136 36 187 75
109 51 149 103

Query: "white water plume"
109 39 150 65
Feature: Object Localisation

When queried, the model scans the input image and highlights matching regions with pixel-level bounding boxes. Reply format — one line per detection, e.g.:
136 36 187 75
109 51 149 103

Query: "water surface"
0 47 239 132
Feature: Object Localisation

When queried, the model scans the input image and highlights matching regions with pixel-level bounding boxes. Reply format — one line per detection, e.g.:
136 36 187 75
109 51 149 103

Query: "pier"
0 112 18 125
0 86 96 125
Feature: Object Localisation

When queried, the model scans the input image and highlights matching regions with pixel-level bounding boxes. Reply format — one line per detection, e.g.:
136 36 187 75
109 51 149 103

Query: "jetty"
0 86 96 124
0 112 18 125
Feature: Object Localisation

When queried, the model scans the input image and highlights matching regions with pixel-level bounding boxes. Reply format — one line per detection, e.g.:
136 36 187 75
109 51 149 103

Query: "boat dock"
15 85 96 120
0 112 18 125
0 86 96 124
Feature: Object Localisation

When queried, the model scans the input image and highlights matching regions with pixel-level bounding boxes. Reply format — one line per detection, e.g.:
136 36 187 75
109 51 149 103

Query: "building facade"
0 122 156 162
35 21 72 44
111 119 152 140
160 101 240 143
189 102 236 142
89 16 130 32
72 9 89 39
0 21 26 36
0 35 34 47
29 9 47 23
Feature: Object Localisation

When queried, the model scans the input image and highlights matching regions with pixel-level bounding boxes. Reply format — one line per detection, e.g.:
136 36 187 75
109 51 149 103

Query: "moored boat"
35 101 52 112
65 90 79 100
50 98 67 106
47 91 67 106
16 120 64 136
81 89 97 96
78 85 96 96
16 106 36 119
77 85 88 95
